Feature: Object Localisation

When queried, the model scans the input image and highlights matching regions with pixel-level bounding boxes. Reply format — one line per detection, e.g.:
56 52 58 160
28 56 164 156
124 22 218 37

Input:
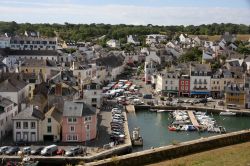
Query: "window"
47 126 52 133
185 81 188 84
86 124 90 131
87 85 90 90
185 86 188 90
181 86 184 90
31 122 36 129
84 116 92 122
165 81 168 84
94 91 97 95
70 126 75 132
92 98 97 102
48 118 51 123
181 81 184 85
16 122 21 129
23 122 28 129
68 117 77 123
67 134 78 141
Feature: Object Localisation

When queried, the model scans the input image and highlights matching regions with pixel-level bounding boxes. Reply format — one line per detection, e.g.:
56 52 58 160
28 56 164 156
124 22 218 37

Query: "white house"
190 63 211 97
0 76 29 111
179 34 191 44
144 60 158 84
12 105 44 142
10 36 57 50
146 34 167 45
82 81 102 108
106 39 120 48
0 36 10 48
0 97 18 140
127 35 140 45
156 71 180 96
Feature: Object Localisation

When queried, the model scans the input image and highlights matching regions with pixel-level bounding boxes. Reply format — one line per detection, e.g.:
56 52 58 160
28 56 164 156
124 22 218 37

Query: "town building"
41 106 62 142
0 97 18 140
225 83 245 108
190 63 211 97
179 75 190 97
62 101 97 142
82 81 102 108
127 35 140 45
12 105 44 142
106 39 120 48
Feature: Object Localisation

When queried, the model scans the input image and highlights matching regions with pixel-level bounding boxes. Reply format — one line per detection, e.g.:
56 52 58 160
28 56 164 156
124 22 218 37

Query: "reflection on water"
127 111 250 152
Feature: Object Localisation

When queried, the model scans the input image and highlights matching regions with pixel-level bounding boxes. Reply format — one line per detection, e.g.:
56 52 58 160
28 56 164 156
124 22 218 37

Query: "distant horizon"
0 0 249 25
1 21 250 27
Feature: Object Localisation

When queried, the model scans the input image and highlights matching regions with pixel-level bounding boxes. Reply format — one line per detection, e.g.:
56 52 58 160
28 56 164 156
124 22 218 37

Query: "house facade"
41 106 62 142
179 75 190 97
12 105 44 142
62 101 97 142
0 97 18 140
190 63 211 97
82 81 102 108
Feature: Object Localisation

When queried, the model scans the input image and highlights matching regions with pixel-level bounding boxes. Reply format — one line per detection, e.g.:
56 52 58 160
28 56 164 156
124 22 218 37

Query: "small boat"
168 125 177 131
131 127 143 146
157 110 167 113
219 111 236 116
149 109 157 112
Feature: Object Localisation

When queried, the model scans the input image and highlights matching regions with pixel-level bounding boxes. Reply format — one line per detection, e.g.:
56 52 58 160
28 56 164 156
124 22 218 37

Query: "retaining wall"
86 130 250 166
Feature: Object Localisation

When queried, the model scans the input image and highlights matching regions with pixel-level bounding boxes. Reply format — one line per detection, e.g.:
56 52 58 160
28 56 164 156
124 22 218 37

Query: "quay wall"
85 130 250 166
135 105 250 116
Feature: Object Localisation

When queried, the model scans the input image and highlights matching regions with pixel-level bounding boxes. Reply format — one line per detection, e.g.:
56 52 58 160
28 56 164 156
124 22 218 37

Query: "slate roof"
0 97 15 108
202 52 213 60
46 106 62 124
21 59 46 67
96 54 124 68
191 63 211 72
12 106 45 120
0 76 28 92
63 100 96 117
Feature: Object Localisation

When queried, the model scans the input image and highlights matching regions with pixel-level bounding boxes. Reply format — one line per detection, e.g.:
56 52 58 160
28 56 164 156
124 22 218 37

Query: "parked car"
31 147 44 155
5 146 20 155
41 145 58 156
0 146 9 154
199 98 207 103
65 147 83 156
22 147 31 155
56 149 65 155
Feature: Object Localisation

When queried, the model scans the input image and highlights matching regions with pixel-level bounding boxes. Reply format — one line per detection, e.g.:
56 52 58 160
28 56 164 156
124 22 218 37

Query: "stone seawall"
85 130 250 166
135 105 250 116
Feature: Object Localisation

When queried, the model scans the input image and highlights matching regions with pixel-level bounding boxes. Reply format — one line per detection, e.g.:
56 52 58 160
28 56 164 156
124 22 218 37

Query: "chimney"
55 83 62 96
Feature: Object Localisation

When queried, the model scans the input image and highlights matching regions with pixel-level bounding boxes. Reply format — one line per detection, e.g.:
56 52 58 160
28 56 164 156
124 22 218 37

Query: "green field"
148 142 250 166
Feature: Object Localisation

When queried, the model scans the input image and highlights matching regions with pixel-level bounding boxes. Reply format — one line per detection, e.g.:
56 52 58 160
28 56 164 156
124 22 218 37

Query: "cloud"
0 1 249 25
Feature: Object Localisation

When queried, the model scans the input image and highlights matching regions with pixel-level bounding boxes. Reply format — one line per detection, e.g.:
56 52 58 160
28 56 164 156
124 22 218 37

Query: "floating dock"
187 111 200 127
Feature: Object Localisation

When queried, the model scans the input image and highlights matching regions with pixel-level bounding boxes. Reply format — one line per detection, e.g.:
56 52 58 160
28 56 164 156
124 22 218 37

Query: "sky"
0 0 250 25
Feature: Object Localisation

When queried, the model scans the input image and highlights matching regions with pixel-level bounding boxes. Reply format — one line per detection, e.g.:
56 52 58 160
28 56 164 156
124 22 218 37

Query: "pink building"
62 100 97 142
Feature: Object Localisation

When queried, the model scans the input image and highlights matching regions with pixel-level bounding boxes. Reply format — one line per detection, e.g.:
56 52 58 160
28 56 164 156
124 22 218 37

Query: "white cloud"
0 2 249 25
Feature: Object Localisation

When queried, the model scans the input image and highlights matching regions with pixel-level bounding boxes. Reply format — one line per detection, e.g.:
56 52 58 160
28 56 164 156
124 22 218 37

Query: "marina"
127 110 250 151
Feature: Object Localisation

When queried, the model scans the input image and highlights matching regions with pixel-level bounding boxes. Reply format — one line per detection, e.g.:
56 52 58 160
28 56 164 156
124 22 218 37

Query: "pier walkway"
187 111 200 127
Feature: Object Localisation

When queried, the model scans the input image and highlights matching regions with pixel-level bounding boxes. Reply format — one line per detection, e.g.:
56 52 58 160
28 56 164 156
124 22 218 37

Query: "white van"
41 144 58 156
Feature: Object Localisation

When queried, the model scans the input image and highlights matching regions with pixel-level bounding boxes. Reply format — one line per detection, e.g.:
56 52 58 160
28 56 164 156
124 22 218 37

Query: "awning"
191 91 210 95
162 90 178 94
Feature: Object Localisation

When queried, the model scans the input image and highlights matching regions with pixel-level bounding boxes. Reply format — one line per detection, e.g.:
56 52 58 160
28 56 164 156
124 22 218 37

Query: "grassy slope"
148 142 250 166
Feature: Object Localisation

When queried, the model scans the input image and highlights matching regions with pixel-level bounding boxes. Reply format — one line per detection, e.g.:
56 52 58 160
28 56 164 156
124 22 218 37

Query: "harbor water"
127 110 250 151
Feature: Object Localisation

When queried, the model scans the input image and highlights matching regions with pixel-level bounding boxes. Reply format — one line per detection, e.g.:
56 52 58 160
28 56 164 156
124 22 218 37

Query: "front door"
23 132 28 141
16 132 21 141
31 132 36 142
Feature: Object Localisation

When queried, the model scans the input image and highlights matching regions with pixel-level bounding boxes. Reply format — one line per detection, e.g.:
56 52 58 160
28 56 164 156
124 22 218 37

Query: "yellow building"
225 83 245 108
20 59 47 81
